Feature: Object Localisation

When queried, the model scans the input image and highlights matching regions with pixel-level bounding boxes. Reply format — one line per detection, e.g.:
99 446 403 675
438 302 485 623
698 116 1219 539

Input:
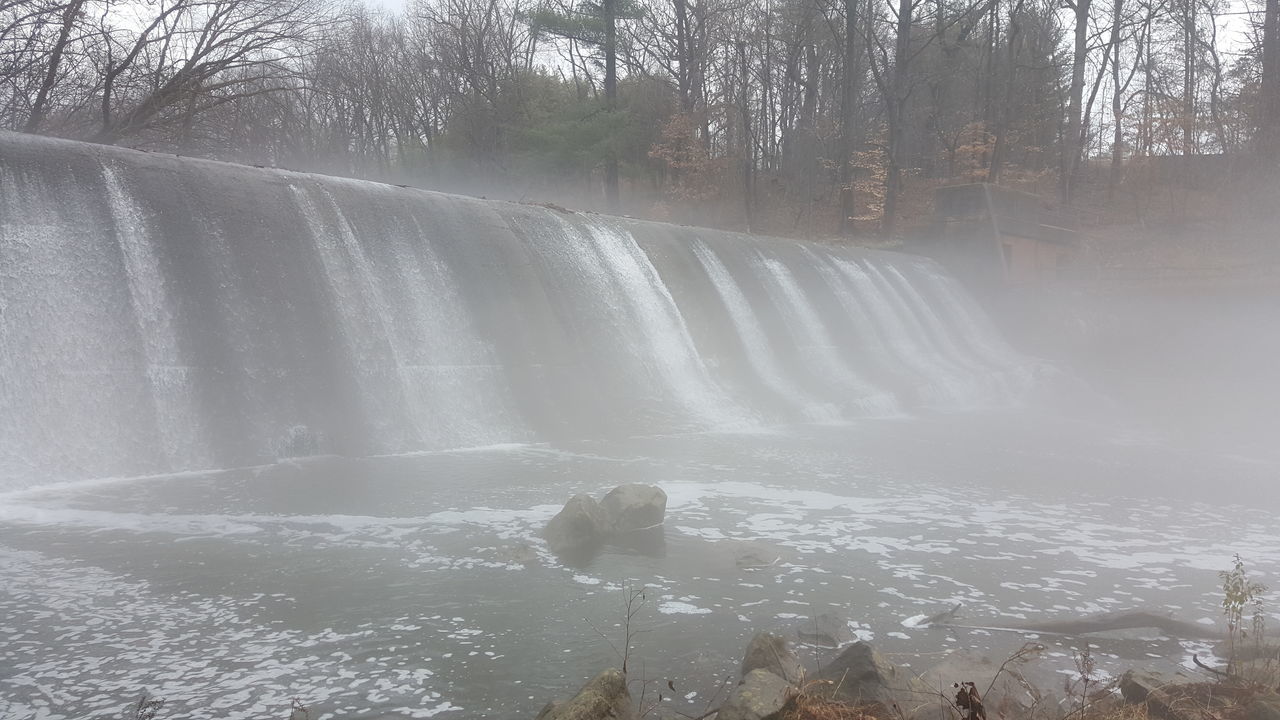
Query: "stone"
741 631 804 684
499 542 539 564
812 641 933 715
540 668 635 720
1119 670 1166 704
918 603 963 628
600 484 667 534
543 495 607 555
732 541 781 570
1118 671 1202 720
716 669 791 720
918 650 1059 720
797 612 855 647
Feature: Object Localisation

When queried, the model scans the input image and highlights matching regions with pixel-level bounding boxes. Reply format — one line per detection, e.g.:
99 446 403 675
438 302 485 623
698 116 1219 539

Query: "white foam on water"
0 548 462 720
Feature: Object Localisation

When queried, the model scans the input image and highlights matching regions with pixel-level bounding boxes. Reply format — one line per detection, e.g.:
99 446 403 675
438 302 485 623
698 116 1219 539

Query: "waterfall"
0 131 1038 488
103 166 213 468
690 240 837 422
753 252 899 415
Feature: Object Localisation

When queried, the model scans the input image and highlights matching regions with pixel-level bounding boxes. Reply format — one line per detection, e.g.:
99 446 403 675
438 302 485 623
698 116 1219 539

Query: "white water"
690 240 837 421
754 253 898 414
548 217 753 430
0 131 1039 488
102 166 212 468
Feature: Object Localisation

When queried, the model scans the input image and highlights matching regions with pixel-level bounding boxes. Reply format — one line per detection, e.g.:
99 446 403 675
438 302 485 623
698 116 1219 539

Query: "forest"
3 0 1278 242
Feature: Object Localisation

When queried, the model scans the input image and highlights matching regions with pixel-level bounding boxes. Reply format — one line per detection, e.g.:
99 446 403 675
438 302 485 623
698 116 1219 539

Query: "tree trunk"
838 0 862 235
988 0 1024 183
1108 0 1124 198
1260 0 1280 158
883 0 912 234
675 0 692 112
1182 0 1196 156
604 0 620 212
739 40 754 231
1061 0 1090 203
25 0 86 134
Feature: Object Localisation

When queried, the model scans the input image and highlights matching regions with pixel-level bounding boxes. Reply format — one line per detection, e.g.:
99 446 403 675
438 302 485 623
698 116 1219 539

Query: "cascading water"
690 240 837 422
0 131 1036 489
565 217 751 430
103 166 213 469
752 252 899 415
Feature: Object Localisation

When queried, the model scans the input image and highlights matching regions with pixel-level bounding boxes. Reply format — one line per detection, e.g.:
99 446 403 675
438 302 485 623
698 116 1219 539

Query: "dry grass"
777 692 883 720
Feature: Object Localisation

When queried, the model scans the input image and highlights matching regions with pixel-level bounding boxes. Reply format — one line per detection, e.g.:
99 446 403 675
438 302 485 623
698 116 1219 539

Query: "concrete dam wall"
0 132 1033 488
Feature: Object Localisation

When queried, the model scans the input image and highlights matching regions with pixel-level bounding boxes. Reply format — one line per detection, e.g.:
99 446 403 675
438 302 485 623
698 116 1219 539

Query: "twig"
1193 654 1230 678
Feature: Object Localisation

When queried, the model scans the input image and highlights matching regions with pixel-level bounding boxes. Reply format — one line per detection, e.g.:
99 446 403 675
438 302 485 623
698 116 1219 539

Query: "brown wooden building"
916 183 1082 291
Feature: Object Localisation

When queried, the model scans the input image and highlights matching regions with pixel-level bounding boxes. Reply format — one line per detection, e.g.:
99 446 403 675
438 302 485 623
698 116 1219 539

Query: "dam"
1 133 1276 720
0 132 1032 489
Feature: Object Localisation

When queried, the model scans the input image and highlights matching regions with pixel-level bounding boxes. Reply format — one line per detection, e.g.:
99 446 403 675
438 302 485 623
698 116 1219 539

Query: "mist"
0 129 1277 720
4 0 1280 716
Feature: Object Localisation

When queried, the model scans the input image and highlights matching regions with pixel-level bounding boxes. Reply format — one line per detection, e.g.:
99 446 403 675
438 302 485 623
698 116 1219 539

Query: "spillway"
7 131 1280 720
0 131 1033 489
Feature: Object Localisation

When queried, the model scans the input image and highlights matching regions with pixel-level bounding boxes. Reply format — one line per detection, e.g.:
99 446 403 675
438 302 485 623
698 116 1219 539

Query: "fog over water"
0 131 1277 719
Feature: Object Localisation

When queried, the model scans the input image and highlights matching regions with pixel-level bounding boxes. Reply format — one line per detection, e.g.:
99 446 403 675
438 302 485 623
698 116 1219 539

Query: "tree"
529 0 643 208
1260 0 1280 158
1061 0 1092 202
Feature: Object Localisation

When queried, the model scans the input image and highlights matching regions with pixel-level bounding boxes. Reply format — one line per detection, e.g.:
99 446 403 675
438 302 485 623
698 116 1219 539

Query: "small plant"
130 691 164 720
289 698 310 720
1220 553 1269 676
586 583 669 717
1071 645 1097 720
952 682 987 720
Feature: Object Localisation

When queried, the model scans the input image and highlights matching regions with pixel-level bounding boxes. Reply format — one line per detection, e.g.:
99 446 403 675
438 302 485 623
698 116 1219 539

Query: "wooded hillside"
4 0 1278 245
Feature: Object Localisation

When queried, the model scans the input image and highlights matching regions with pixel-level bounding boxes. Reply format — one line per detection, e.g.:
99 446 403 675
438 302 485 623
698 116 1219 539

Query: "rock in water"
813 641 932 715
717 669 791 720
798 612 855 647
543 495 607 554
539 668 635 720
740 631 804 684
600 484 667 534
731 541 781 570
920 602 962 627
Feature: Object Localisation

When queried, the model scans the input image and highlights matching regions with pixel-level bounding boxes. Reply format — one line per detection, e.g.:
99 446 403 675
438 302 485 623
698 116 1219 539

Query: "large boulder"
812 642 932 715
600 484 667 533
539 668 635 720
741 631 804 685
543 495 608 555
716 669 791 720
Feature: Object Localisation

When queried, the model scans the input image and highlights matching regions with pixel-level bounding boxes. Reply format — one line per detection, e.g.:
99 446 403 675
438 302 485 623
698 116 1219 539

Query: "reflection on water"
1 418 1277 720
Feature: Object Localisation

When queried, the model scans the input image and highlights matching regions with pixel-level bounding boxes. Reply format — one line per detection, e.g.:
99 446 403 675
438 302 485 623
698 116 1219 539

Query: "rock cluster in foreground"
536 624 1280 720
